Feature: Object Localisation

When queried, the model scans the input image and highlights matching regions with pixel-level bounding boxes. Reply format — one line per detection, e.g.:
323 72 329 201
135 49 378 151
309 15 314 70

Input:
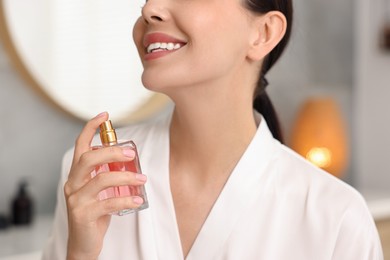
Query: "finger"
94 196 144 217
73 112 109 163
77 171 147 202
68 146 136 189
71 196 144 222
66 171 145 215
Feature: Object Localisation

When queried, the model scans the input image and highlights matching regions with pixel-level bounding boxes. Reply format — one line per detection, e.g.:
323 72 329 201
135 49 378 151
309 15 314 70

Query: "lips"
143 32 187 60
147 42 182 53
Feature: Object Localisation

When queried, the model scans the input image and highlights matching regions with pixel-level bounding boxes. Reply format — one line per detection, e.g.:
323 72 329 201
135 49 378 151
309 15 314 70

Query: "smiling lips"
147 42 182 53
143 33 186 60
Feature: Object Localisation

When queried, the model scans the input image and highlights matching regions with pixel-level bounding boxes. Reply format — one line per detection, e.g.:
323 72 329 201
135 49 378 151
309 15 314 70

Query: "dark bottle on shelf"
11 181 33 225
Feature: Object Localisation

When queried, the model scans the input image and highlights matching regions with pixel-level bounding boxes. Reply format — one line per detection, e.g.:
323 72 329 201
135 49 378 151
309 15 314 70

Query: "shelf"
362 190 390 221
0 215 53 258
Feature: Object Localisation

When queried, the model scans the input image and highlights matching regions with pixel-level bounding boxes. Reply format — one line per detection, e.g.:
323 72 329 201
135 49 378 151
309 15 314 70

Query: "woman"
43 0 383 259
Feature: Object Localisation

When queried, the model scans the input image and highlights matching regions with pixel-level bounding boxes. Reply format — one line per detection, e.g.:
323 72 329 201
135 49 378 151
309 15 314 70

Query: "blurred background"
0 0 389 259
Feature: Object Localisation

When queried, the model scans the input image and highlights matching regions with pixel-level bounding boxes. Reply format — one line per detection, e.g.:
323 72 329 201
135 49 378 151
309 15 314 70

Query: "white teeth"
167 43 174 50
146 42 183 53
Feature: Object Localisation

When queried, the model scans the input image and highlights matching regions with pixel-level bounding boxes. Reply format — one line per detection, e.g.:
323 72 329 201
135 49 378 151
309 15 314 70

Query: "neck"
168 83 257 181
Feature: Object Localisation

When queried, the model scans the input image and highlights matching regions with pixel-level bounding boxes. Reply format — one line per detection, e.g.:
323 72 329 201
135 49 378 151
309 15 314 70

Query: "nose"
141 0 170 25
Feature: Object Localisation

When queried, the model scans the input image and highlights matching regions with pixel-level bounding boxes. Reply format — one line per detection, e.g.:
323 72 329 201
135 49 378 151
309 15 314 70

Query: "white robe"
43 112 383 259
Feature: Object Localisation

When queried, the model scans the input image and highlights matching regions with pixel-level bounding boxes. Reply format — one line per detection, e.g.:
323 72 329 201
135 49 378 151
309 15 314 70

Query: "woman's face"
133 0 257 94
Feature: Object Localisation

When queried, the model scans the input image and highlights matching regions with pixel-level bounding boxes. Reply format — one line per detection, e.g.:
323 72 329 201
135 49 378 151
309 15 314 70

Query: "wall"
1 0 386 217
355 0 390 191
268 0 355 181
0 40 84 215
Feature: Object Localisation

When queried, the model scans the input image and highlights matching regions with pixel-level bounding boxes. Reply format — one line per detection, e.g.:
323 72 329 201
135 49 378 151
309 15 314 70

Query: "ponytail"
253 91 284 144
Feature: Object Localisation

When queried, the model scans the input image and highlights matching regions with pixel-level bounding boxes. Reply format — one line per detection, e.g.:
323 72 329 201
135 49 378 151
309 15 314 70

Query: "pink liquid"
90 142 148 215
92 159 144 201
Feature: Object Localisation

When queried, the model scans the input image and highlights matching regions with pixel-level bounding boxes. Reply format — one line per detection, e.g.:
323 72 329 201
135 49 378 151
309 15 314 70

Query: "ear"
247 11 287 61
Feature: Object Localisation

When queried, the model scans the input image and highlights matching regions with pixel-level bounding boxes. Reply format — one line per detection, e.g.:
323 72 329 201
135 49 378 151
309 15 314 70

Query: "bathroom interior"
0 0 390 259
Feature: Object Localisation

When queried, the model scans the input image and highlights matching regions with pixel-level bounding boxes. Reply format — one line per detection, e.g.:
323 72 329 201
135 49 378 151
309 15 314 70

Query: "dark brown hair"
245 0 293 144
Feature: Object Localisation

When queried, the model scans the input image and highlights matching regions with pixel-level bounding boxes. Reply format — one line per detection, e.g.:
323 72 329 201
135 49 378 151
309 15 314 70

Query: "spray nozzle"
99 120 118 145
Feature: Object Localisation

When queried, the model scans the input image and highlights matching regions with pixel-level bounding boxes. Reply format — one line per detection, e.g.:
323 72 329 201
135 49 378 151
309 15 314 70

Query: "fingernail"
94 112 107 118
133 197 143 205
135 174 147 182
122 148 135 158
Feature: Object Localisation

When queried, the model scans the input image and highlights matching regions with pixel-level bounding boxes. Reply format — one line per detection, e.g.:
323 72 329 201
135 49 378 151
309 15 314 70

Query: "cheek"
190 9 251 58
191 25 250 76
132 18 146 57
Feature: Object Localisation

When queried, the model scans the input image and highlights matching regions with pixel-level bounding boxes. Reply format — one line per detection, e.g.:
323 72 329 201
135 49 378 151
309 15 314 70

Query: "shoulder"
254 115 366 217
268 143 383 258
269 142 369 218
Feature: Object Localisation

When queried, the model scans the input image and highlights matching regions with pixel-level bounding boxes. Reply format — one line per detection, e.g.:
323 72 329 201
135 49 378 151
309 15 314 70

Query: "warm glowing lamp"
289 97 348 178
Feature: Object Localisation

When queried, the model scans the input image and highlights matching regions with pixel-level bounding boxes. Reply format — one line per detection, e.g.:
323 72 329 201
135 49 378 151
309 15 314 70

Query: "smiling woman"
0 0 168 124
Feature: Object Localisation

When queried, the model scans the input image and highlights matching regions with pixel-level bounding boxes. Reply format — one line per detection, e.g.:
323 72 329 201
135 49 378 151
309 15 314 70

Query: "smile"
146 42 184 53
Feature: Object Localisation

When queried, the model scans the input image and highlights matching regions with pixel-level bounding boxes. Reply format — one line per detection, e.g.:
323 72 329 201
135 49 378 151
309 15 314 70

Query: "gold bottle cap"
99 120 117 145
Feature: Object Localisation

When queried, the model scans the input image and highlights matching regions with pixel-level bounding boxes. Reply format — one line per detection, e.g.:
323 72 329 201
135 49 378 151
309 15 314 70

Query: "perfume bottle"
91 120 148 215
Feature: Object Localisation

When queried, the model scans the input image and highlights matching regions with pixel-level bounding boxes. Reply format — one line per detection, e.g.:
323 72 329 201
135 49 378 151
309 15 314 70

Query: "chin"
141 70 184 93
141 74 171 93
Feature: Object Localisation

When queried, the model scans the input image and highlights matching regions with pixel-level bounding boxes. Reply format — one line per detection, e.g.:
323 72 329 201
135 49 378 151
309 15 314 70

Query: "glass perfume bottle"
91 120 149 215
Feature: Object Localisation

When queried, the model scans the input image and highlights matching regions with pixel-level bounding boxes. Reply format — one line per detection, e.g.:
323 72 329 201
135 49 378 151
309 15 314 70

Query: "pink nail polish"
133 197 143 205
123 148 136 158
94 111 107 118
91 120 149 216
136 174 147 182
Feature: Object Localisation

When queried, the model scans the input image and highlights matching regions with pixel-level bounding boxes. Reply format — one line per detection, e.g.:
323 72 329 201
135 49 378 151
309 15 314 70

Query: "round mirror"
0 0 169 124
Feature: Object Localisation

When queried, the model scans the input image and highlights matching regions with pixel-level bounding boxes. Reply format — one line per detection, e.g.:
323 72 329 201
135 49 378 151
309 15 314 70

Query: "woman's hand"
64 112 146 260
